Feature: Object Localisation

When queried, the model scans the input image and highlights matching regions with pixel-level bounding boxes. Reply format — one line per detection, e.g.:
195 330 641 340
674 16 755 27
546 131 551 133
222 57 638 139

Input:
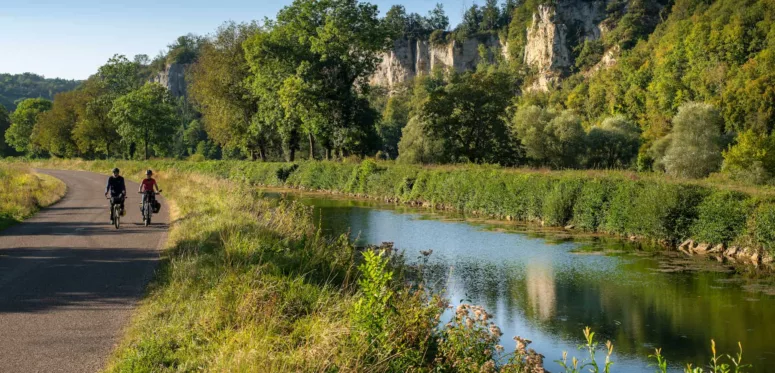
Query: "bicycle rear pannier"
152 200 161 213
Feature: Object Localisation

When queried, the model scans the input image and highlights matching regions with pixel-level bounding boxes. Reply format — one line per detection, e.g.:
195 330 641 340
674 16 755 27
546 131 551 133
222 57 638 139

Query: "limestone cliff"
524 1 610 91
369 35 506 90
150 63 187 98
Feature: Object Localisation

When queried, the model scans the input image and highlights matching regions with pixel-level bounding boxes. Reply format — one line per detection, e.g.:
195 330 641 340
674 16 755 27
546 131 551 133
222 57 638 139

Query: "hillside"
0 73 81 112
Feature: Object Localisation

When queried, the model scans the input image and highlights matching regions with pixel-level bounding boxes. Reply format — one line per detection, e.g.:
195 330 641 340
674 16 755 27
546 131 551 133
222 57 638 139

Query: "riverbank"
35 159 775 268
0 163 66 230
21 159 764 371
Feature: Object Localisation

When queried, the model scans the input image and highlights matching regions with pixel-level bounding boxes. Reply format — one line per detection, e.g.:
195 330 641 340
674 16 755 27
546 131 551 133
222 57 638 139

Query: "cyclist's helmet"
146 169 153 176
112 167 120 174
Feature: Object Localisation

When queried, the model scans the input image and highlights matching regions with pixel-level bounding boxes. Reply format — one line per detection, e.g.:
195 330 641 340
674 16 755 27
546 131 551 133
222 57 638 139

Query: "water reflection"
270 192 775 372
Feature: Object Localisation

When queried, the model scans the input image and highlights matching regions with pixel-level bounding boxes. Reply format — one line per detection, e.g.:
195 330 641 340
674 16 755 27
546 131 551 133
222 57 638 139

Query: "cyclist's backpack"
152 200 161 213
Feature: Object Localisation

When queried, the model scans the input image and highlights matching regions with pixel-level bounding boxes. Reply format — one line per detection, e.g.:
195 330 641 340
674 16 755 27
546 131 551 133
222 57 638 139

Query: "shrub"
691 191 753 245
543 178 583 226
662 102 724 179
585 115 641 169
749 202 775 253
722 130 775 184
573 179 614 231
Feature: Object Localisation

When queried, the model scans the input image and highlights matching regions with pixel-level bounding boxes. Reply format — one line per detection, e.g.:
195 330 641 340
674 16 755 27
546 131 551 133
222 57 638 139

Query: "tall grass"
0 163 65 230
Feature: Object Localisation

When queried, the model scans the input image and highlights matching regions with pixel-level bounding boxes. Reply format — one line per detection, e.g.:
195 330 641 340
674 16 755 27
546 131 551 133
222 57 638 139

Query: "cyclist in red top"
139 169 161 210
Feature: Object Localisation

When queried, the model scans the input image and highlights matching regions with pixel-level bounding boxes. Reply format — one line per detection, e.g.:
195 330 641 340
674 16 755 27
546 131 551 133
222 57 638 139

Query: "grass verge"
0 163 66 230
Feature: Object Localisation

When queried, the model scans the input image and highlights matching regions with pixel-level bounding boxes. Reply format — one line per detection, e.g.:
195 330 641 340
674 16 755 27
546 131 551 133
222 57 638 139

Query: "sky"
1 0 468 80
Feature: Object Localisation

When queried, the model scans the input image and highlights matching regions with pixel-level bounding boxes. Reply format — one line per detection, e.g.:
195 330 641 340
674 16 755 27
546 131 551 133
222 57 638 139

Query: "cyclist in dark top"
105 168 126 222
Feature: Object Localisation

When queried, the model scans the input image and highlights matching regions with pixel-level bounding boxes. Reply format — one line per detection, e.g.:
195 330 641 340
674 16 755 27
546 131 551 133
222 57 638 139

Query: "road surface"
0 169 168 372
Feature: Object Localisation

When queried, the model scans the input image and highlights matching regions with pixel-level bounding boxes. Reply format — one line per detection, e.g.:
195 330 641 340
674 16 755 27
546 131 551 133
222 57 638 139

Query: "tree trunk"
308 132 315 160
144 126 149 160
259 146 267 162
250 150 257 161
325 147 330 161
289 147 296 162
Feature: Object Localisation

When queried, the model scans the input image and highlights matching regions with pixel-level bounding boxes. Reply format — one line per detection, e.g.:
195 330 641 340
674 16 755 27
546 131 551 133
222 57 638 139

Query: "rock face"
151 63 187 98
524 1 610 91
370 36 505 90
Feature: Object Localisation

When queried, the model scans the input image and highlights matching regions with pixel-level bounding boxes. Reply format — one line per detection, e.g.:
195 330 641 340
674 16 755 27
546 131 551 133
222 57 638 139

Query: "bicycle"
108 195 125 229
139 190 161 226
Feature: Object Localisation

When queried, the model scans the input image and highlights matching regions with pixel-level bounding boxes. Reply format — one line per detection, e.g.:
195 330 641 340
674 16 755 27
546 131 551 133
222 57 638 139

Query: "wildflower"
480 360 496 373
466 317 475 329
489 325 502 337
495 344 504 353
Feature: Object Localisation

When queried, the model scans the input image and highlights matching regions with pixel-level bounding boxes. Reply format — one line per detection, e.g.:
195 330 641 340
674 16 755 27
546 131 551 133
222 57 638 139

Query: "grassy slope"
0 163 66 230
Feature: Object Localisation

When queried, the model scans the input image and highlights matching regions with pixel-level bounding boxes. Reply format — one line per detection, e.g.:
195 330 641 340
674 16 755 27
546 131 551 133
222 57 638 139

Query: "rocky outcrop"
524 1 610 91
370 36 506 91
151 63 187 98
679 239 774 268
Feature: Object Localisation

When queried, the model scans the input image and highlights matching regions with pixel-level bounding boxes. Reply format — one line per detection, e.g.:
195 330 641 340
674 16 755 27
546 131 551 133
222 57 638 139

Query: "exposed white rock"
150 63 188 98
370 36 505 91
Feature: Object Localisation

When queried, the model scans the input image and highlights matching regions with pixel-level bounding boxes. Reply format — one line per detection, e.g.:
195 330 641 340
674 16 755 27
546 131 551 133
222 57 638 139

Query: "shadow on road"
0 246 160 313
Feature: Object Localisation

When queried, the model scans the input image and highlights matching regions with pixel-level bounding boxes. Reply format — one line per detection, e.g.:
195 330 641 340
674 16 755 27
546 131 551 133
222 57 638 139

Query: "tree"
109 83 179 160
245 0 391 160
397 117 447 164
376 92 410 159
417 70 516 164
166 34 204 64
32 90 85 157
662 102 724 179
480 0 500 31
97 55 141 96
0 104 10 156
512 106 586 168
722 129 775 184
460 5 483 35
189 22 266 159
426 3 449 31
585 115 641 168
183 119 207 154
5 98 52 154
384 5 409 38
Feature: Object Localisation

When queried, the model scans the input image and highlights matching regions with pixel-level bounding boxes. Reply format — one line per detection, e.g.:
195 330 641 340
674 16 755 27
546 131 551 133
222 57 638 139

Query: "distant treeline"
0 73 80 111
4 0 775 187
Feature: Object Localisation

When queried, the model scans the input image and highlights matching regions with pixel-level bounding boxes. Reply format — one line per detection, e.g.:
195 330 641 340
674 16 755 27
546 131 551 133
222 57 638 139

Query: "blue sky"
1 0 468 80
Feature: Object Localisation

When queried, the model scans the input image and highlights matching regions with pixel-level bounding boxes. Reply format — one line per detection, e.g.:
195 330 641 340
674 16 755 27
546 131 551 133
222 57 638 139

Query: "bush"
749 203 775 253
690 191 753 246
722 130 775 184
542 178 583 226
585 115 641 169
512 106 586 168
662 102 724 179
572 179 613 231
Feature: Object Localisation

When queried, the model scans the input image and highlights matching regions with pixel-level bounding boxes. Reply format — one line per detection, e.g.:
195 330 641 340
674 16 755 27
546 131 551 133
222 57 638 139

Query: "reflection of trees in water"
308 198 775 372
526 261 556 322
435 255 775 370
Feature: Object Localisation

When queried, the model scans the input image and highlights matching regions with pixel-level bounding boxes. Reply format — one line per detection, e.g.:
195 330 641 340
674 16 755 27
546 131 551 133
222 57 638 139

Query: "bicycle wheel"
114 205 120 229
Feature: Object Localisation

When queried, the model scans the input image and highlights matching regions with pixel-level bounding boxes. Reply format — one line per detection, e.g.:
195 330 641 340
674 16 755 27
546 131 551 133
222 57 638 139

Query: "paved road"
0 169 168 373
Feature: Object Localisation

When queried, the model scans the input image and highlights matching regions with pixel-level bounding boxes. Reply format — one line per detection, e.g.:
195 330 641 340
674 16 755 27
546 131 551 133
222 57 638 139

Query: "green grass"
18 159 759 372
0 163 66 230
27 159 775 257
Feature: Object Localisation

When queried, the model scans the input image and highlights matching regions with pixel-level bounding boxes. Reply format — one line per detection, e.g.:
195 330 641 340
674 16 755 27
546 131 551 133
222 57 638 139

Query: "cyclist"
104 168 126 222
139 169 161 213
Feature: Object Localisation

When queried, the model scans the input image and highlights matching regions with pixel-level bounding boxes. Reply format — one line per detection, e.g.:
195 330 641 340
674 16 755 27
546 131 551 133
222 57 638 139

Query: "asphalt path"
0 169 168 372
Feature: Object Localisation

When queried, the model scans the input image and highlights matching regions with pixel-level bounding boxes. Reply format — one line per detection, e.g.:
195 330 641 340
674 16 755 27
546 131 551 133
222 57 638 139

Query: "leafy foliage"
0 73 80 112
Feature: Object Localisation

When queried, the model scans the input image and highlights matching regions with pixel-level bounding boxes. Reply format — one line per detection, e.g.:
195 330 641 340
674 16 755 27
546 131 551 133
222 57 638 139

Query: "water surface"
270 191 775 372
